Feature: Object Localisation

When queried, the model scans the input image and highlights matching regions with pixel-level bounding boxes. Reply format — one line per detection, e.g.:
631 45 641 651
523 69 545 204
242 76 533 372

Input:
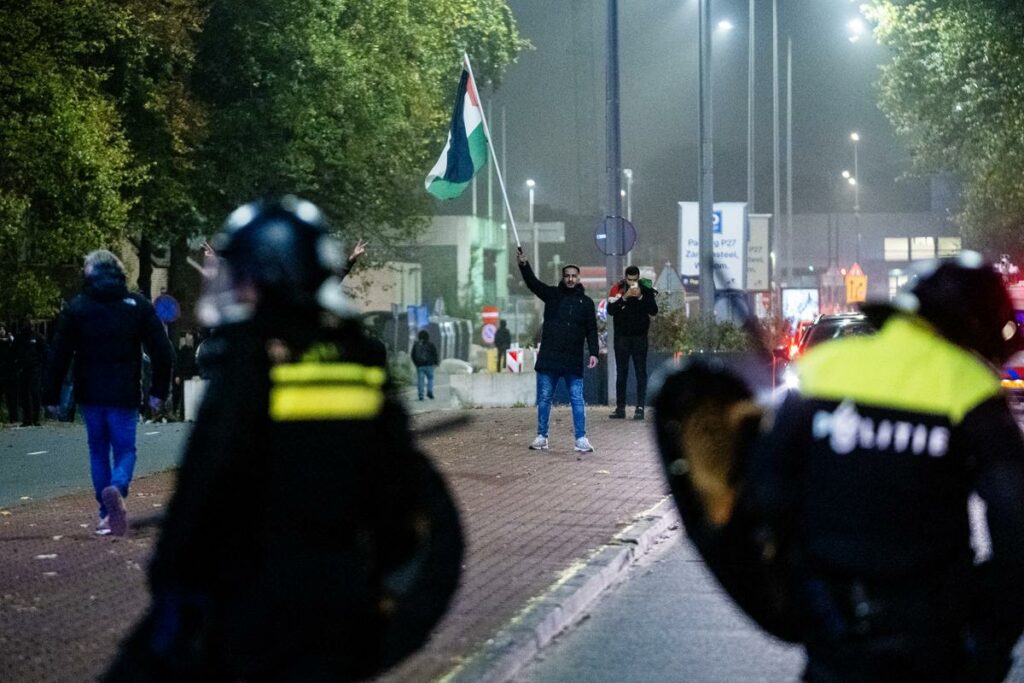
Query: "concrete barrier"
450 371 536 408
183 378 208 422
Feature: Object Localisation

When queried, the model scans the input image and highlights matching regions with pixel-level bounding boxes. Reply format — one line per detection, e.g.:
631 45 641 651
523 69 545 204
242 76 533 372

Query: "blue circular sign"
154 294 181 323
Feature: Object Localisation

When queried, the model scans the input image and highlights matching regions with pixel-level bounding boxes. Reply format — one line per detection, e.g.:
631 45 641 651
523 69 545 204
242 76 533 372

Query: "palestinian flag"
425 69 488 200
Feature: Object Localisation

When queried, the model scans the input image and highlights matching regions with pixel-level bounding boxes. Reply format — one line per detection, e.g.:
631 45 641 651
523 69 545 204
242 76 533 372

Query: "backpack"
411 341 431 366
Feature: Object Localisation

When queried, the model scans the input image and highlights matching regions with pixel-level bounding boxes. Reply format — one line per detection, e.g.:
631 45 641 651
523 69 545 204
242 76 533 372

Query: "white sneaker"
95 516 111 536
574 436 594 453
529 435 549 450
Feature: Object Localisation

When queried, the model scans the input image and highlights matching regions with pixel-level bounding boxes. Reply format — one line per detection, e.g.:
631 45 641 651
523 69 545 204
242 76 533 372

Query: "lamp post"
526 178 537 268
697 0 715 316
623 169 633 266
850 132 861 262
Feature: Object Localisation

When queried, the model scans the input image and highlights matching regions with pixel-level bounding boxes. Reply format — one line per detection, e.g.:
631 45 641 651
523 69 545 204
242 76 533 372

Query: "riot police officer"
657 252 1024 682
105 197 463 681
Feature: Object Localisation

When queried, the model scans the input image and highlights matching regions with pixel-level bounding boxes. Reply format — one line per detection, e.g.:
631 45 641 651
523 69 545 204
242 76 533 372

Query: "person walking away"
411 330 439 400
517 248 599 452
13 319 46 427
172 332 197 420
0 324 17 424
607 265 658 420
495 319 512 371
43 250 172 537
103 196 462 681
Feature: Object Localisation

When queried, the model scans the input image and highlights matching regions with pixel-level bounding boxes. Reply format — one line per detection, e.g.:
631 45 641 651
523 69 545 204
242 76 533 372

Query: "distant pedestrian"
43 250 172 536
0 324 17 423
172 332 197 420
12 318 46 427
517 248 599 453
607 265 658 420
411 329 439 400
495 319 512 371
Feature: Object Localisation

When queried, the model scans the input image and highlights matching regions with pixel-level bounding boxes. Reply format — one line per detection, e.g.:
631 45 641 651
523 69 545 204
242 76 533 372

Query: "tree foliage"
0 0 139 317
0 0 525 320
866 0 1024 255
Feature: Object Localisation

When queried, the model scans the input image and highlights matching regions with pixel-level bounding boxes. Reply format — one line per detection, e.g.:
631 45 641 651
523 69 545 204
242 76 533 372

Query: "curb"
440 496 681 683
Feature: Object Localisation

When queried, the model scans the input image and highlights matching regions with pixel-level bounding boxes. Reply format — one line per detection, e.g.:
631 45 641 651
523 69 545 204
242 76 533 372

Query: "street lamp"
717 20 734 33
850 132 862 262
526 179 537 269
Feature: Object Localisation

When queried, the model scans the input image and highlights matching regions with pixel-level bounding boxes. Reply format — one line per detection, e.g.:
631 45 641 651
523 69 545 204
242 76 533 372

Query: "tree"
0 0 139 318
866 0 1024 255
190 0 524 245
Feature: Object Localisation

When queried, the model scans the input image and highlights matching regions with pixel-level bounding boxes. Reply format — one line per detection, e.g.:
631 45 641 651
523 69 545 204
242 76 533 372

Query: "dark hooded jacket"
519 262 599 376
43 262 173 408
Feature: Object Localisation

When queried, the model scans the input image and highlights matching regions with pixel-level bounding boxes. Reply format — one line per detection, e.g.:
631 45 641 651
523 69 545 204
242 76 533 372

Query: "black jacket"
607 282 658 337
519 262 599 376
135 318 462 680
411 339 439 367
751 316 1024 671
43 264 173 408
494 325 512 350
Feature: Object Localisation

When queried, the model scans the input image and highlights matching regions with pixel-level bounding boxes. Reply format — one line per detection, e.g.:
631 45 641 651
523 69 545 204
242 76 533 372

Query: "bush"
649 308 755 354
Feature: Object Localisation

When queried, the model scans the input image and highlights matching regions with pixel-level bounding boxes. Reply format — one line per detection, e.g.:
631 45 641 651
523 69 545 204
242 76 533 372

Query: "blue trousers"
536 371 586 439
81 405 138 518
417 366 435 399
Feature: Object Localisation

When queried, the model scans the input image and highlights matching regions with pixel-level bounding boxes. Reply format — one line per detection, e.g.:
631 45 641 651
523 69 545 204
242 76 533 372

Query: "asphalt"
0 399 672 682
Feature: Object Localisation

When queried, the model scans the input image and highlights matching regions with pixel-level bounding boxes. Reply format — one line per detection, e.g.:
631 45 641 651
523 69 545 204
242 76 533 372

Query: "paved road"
513 533 805 682
0 422 189 508
0 376 455 510
515 530 1024 683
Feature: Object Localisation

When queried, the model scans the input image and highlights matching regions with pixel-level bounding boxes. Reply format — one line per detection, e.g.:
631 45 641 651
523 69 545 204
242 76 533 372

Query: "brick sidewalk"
0 407 668 682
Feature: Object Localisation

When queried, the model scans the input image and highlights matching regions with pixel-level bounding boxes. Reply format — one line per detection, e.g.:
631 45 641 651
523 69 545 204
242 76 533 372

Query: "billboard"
678 202 748 290
781 288 820 324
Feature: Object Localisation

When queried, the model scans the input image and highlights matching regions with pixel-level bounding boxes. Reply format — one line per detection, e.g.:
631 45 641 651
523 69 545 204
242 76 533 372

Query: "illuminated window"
884 238 909 261
888 269 909 299
937 237 962 257
910 237 936 260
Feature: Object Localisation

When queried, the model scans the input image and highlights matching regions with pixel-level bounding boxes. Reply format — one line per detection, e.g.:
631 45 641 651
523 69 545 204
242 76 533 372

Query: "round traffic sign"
481 323 497 344
153 294 180 323
594 216 637 256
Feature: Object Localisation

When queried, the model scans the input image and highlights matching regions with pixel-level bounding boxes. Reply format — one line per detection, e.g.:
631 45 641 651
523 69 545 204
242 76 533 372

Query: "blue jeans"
417 366 435 399
536 371 586 439
81 405 138 518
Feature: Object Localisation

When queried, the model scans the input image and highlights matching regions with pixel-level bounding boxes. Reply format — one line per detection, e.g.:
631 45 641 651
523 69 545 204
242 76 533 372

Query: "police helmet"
197 196 350 327
861 251 1023 365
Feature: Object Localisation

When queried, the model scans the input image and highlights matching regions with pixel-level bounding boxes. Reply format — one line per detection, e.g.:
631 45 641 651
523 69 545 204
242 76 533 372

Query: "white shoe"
574 437 594 453
101 486 128 537
529 435 549 450
95 516 111 536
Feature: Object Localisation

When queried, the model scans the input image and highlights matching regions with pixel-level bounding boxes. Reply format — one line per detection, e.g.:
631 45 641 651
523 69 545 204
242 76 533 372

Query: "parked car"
793 312 876 360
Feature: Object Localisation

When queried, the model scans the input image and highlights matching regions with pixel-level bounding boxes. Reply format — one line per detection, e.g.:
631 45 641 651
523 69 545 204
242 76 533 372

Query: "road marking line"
27 450 48 456
145 431 160 436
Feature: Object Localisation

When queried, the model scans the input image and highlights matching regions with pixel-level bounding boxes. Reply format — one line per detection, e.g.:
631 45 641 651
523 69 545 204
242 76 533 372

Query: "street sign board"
153 294 180 323
678 201 748 290
594 216 637 256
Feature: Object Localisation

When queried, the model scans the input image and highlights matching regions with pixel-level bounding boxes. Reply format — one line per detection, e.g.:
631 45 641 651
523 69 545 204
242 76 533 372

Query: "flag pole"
463 52 521 248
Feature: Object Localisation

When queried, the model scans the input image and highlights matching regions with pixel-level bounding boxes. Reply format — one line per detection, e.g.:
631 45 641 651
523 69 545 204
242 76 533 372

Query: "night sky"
441 0 932 269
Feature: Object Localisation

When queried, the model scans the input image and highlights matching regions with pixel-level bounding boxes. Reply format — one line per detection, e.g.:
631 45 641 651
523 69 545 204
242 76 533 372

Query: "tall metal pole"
852 133 861 262
786 37 794 286
487 100 494 221
772 0 781 286
747 0 756 213
698 0 715 315
606 0 624 404
624 168 634 267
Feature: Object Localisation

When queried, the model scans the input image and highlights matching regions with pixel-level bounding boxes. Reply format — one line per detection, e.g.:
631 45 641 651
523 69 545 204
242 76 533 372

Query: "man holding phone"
607 265 658 420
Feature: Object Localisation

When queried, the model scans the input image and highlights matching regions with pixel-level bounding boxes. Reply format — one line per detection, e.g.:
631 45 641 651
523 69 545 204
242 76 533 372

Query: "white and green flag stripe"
425 69 488 200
